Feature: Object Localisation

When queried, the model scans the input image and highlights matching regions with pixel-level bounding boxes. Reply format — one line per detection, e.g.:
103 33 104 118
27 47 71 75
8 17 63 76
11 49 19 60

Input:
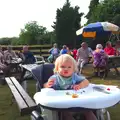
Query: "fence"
2 44 52 59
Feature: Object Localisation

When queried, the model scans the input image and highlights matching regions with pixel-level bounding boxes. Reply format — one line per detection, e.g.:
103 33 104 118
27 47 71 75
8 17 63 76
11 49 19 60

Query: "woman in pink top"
104 41 115 55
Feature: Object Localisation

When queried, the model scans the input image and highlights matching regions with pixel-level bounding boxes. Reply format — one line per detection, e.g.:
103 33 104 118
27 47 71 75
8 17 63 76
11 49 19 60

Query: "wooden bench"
108 56 120 75
5 77 37 116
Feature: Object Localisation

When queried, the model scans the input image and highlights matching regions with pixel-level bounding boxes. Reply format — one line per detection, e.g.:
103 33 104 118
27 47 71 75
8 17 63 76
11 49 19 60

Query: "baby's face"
58 60 74 77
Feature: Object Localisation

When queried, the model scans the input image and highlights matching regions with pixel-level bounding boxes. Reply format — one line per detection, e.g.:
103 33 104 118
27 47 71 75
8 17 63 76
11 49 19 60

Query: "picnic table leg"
21 81 27 92
20 68 28 92
36 81 41 92
109 60 119 75
114 67 119 75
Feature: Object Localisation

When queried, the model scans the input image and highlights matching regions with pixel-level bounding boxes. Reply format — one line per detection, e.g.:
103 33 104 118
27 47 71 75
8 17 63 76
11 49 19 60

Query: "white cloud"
0 0 90 37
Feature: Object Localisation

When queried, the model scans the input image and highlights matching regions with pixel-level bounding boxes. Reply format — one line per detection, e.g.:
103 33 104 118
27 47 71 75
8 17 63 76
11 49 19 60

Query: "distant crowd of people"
47 40 120 75
0 41 119 78
0 45 36 78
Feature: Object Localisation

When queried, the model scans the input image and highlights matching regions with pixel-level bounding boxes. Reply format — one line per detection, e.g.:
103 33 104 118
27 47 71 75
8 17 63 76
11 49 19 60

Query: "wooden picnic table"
108 55 120 75
5 77 37 116
6 58 23 76
19 64 39 91
0 58 22 81
21 64 39 72
19 63 48 91
6 57 22 64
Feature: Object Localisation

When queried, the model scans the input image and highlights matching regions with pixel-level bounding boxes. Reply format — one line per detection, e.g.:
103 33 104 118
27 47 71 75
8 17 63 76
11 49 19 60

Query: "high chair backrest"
32 63 54 91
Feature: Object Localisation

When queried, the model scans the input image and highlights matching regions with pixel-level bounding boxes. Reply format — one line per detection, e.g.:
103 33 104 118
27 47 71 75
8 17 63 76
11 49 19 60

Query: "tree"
85 0 99 24
19 21 48 45
113 14 120 26
52 0 83 48
0 37 19 45
86 0 120 25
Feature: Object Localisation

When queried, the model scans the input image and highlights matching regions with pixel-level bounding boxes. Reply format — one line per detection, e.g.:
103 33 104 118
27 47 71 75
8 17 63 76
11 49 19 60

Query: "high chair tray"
34 84 120 109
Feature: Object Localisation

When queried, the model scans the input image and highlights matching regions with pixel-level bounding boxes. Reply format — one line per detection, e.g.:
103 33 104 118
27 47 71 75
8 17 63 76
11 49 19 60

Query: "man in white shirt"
76 42 93 73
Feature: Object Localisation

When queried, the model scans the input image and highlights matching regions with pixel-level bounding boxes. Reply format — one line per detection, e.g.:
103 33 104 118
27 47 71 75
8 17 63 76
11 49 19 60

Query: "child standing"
44 54 97 120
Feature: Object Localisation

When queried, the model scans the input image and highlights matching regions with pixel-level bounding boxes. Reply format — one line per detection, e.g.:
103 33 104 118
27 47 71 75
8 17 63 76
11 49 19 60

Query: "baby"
44 54 97 120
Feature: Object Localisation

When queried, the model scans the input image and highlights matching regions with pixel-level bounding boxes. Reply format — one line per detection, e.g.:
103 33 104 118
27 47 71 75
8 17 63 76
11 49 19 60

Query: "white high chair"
30 63 115 120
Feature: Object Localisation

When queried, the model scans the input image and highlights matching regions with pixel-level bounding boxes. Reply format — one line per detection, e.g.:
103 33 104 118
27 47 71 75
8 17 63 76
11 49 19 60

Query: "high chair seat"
31 63 54 91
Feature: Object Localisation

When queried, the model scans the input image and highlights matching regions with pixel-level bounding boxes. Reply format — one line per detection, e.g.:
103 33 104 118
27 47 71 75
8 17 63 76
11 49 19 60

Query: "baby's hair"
54 54 78 73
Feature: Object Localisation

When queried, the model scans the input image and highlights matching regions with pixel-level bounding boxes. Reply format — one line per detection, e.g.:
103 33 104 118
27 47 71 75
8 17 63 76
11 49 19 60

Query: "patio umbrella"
76 22 120 38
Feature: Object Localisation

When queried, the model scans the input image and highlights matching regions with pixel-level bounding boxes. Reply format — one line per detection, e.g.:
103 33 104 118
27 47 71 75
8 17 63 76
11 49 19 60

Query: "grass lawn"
0 68 120 120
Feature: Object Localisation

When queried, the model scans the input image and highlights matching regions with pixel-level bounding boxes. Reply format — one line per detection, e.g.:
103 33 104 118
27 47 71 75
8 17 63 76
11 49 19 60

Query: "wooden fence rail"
1 44 52 59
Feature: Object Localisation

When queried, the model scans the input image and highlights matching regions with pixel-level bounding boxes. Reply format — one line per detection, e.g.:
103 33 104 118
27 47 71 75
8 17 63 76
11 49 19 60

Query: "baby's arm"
73 79 89 90
44 78 56 88
78 79 89 88
72 73 89 90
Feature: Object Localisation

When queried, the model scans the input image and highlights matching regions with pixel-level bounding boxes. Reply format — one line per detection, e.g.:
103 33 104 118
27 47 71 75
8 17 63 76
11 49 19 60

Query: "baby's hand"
46 79 55 88
73 84 81 91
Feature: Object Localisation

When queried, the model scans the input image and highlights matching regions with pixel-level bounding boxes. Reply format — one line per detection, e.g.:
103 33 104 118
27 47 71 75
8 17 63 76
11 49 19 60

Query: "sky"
0 0 91 38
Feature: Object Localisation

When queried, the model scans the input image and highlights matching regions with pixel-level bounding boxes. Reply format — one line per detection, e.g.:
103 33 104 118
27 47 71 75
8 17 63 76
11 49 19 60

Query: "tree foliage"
52 0 83 48
86 0 120 26
19 21 52 45
0 37 19 45
0 21 56 45
85 0 99 24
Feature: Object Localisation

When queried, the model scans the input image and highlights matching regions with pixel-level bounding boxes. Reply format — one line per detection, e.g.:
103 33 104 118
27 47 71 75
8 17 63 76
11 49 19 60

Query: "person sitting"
60 45 68 54
76 42 93 74
0 46 11 84
22 45 36 64
72 48 77 60
4 45 17 64
104 41 115 56
66 47 71 55
0 45 4 55
115 40 120 56
47 43 59 63
93 44 108 77
0 46 10 71
44 54 97 120
0 53 9 84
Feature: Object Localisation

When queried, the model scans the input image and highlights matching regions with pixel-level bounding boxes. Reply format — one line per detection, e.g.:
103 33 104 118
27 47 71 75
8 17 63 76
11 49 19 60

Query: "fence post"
40 47 42 56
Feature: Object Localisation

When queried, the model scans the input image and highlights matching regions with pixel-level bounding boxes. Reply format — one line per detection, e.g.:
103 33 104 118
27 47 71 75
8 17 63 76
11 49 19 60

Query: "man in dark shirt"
22 46 36 64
